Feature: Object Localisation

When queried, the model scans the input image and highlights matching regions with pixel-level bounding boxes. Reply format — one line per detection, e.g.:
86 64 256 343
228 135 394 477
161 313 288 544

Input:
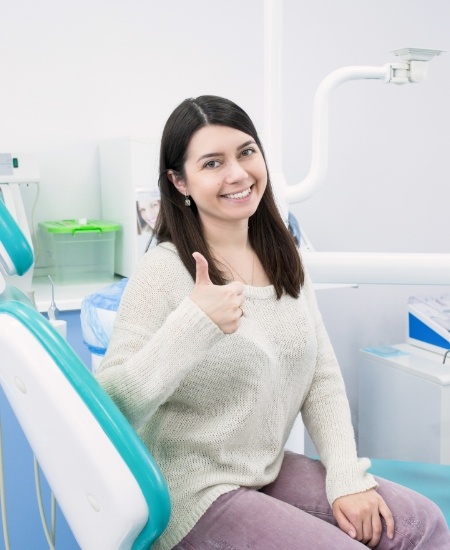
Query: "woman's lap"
174 452 450 550
175 485 364 550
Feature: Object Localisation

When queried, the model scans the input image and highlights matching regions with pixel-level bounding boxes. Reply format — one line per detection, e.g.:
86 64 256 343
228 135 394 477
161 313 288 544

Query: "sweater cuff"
326 457 379 505
178 296 225 341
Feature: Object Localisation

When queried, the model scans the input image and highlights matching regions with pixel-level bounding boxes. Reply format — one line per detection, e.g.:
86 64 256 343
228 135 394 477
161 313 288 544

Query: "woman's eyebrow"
238 140 256 150
196 141 256 163
197 151 222 162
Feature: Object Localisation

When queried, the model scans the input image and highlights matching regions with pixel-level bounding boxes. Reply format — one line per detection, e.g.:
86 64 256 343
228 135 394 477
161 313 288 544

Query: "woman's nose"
223 161 247 184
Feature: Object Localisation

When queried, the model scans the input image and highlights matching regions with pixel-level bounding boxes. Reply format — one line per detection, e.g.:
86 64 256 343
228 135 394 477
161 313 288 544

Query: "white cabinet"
358 344 450 465
99 137 159 277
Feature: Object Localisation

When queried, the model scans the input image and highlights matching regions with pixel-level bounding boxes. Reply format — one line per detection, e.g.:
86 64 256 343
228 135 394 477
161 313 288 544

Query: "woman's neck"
201 218 271 286
203 219 250 253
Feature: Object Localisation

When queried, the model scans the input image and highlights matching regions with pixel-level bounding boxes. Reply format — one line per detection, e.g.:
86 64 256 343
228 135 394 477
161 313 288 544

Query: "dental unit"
264 1 447 286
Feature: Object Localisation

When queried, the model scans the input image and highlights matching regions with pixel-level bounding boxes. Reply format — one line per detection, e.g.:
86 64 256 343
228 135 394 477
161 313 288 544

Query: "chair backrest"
0 198 171 549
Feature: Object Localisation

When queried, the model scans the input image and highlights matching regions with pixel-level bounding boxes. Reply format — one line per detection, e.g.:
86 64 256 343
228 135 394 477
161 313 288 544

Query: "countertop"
32 275 124 313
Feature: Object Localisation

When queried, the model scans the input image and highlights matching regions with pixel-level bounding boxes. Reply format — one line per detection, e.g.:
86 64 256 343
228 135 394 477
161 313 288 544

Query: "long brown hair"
153 95 304 298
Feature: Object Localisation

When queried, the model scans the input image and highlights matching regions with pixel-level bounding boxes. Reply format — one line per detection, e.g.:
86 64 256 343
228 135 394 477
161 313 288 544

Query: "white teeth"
224 187 251 199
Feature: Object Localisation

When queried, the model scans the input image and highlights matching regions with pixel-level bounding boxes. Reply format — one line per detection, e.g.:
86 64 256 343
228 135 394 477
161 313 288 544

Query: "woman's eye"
204 160 220 169
241 148 255 157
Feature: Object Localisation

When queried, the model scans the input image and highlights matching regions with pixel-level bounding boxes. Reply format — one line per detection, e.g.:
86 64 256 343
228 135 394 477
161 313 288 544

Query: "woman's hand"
190 252 245 334
332 488 394 548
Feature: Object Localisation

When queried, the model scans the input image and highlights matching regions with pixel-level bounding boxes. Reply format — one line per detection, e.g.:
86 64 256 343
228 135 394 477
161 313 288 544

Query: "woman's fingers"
190 254 245 333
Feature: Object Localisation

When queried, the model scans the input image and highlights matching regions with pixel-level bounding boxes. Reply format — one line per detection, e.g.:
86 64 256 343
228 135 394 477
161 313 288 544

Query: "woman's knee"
376 477 450 549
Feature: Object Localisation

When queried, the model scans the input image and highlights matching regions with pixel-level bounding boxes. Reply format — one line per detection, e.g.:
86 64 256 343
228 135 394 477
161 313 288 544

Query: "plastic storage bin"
39 219 121 284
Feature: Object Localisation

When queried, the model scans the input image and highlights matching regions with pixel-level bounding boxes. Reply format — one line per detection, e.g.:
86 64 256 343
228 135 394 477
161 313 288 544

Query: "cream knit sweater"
96 242 377 550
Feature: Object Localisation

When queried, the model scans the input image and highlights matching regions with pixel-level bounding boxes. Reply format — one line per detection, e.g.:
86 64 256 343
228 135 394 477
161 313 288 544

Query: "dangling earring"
184 194 191 207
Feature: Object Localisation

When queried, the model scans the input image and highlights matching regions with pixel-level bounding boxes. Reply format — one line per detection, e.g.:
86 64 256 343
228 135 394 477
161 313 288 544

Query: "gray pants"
174 453 450 549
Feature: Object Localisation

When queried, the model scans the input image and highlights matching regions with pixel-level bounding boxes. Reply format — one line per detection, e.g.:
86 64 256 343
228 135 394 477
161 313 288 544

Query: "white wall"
1 0 264 224
2 0 449 448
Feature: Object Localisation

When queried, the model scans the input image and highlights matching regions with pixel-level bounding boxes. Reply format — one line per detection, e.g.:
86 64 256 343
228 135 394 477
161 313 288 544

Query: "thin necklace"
212 248 255 286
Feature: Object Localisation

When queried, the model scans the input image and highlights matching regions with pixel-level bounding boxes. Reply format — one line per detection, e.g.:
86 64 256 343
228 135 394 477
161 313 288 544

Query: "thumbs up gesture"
190 252 245 334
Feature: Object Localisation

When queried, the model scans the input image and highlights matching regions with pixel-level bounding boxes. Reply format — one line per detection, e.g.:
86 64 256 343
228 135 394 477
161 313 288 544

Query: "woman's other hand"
190 252 244 334
332 488 395 548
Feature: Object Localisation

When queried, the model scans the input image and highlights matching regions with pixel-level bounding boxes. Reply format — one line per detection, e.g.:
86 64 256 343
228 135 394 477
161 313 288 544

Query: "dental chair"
0 197 170 549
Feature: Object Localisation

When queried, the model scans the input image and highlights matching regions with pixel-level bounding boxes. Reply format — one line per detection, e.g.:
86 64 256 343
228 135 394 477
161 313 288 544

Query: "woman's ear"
167 170 187 195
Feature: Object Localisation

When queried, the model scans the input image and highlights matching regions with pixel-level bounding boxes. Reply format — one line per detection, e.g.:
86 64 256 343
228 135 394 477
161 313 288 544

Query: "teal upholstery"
0 295 171 548
369 459 450 526
0 198 33 275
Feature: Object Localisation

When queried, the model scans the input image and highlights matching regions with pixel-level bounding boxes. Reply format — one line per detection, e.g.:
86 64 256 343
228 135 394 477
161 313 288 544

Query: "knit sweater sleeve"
300 271 377 505
95 245 225 428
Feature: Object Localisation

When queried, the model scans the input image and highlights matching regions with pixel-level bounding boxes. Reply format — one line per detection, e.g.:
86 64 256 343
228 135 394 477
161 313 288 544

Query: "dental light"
264 0 448 286
391 47 444 83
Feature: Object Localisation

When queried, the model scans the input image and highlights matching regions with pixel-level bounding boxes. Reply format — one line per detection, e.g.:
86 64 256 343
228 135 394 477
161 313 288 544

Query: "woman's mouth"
222 186 253 200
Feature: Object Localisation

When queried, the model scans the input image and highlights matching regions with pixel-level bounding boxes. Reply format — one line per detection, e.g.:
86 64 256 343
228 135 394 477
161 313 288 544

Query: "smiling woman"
95 96 450 550
167 124 270 287
154 95 303 297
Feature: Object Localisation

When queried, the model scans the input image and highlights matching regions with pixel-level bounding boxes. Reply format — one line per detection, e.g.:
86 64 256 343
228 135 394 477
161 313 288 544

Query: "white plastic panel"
0 313 148 550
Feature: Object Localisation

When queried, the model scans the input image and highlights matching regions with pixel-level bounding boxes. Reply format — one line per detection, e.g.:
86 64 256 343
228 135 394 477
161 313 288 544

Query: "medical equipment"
263 3 444 206
0 198 171 549
276 47 444 206
47 275 60 321
261 0 450 485
46 275 68 339
408 295 450 355
263 2 449 287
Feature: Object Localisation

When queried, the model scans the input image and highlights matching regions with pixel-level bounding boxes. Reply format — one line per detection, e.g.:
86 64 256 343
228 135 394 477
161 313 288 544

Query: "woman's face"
171 125 267 230
138 200 160 229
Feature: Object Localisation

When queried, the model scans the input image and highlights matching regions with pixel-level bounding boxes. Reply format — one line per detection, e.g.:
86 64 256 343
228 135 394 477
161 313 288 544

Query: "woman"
96 95 449 549
136 190 161 234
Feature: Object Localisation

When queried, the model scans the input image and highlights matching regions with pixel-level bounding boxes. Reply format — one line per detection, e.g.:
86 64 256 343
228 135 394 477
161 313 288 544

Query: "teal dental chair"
0 198 170 549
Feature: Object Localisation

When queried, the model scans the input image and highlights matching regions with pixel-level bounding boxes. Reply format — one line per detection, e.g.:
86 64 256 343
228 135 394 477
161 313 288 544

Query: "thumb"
192 252 212 285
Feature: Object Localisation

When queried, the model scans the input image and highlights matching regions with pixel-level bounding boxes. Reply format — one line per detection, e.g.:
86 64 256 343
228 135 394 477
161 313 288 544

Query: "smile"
222 186 253 200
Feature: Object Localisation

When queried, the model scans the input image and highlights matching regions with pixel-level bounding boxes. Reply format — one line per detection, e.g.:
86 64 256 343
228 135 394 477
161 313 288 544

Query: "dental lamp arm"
303 251 450 286
281 58 434 206
285 65 391 205
276 50 448 287
283 48 443 206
